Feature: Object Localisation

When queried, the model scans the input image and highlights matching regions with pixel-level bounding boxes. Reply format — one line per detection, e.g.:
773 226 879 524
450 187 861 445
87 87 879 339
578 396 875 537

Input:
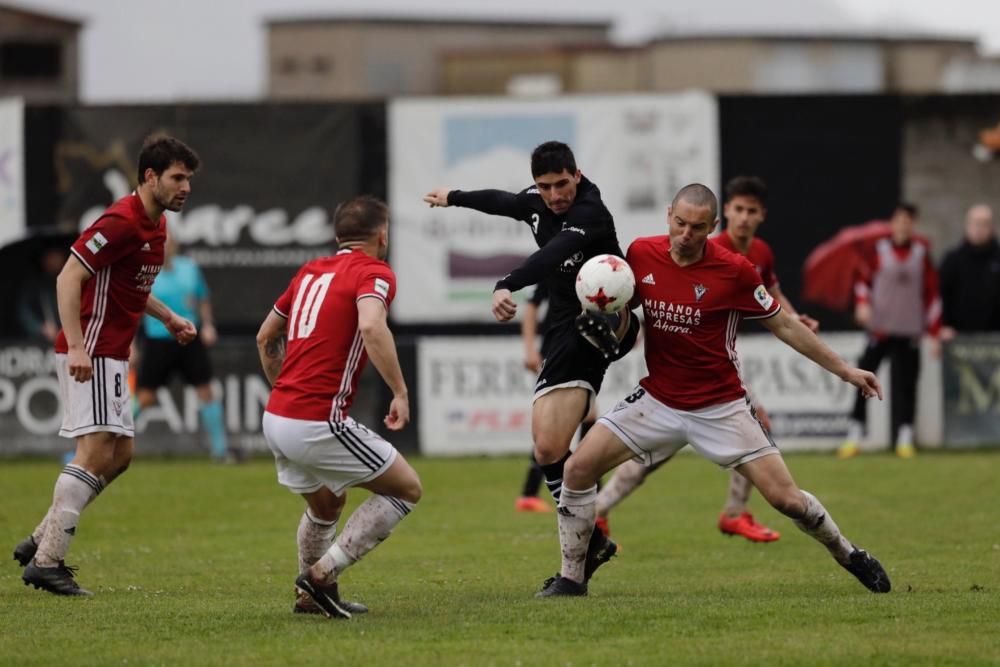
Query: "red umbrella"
801 220 929 312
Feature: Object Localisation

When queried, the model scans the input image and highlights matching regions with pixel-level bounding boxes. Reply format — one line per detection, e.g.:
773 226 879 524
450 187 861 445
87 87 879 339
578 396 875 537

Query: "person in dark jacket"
940 204 1000 337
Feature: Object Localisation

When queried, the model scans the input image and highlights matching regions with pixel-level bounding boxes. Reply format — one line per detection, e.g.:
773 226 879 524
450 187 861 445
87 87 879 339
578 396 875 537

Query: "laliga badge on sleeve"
85 232 109 255
754 285 774 310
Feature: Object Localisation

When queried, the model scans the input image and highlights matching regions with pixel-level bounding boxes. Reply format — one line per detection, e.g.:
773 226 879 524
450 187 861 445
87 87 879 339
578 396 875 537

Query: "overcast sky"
9 0 1000 102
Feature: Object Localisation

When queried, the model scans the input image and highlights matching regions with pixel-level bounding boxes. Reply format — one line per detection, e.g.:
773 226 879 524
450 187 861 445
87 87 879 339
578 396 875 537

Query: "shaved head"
672 183 718 220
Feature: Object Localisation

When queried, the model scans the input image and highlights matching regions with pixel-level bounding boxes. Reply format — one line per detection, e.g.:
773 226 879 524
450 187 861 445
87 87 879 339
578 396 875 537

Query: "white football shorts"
56 354 134 439
598 386 779 469
262 412 398 495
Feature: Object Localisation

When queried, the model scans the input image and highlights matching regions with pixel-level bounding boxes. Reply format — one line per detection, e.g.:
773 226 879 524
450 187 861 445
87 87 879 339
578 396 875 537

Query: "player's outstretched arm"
145 294 197 345
423 187 453 208
770 284 819 332
255 310 287 386
759 308 883 400
56 254 94 382
358 298 410 430
425 186 525 218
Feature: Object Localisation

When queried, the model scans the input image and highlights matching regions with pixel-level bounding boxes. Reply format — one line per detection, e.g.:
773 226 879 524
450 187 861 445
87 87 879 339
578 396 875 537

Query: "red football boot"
515 496 552 513
718 512 780 542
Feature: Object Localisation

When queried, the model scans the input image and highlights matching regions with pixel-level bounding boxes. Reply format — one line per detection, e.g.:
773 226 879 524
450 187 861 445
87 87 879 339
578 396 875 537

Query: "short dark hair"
894 202 919 218
530 141 577 178
334 195 389 242
137 135 200 183
724 175 768 207
672 183 719 220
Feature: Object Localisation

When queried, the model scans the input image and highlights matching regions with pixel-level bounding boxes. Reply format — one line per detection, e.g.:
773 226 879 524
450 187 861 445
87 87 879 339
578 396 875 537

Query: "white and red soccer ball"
575 254 635 314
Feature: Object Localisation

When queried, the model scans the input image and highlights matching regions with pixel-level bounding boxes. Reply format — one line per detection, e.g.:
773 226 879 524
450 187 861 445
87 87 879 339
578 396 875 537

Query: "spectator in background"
839 203 941 460
939 204 1000 337
136 234 236 462
17 247 68 343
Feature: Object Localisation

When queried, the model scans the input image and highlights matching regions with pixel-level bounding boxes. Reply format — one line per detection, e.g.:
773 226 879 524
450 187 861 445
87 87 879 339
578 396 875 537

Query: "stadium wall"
3 94 999 455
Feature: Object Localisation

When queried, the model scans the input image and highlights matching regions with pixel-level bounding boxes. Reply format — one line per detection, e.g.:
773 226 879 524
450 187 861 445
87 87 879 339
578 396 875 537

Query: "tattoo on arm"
264 336 285 359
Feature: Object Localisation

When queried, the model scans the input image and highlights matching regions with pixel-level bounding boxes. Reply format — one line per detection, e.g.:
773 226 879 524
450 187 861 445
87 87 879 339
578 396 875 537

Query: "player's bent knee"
563 455 598 489
397 477 422 504
766 489 807 518
532 440 568 466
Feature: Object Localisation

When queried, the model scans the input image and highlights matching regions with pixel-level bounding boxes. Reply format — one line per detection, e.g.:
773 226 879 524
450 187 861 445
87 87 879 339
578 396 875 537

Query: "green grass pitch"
2 452 998 666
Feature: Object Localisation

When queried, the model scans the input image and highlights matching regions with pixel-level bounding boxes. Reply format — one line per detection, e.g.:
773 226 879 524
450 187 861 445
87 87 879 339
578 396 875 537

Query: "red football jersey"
55 193 166 360
266 248 397 422
627 236 781 411
712 233 779 289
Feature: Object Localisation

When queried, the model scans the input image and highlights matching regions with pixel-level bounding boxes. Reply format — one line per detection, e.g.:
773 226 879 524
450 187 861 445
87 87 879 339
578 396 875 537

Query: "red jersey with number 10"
55 193 166 360
627 236 781 411
266 248 397 422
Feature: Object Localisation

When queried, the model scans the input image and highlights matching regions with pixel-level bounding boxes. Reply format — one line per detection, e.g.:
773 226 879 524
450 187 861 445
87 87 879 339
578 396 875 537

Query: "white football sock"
793 490 854 564
558 485 598 584
313 495 414 583
30 508 52 544
595 459 647 518
297 509 337 574
896 424 914 447
722 470 753 517
35 465 104 567
30 472 108 544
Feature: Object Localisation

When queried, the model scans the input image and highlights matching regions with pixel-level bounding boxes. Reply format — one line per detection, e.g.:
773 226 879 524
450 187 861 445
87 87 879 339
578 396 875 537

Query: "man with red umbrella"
838 203 941 459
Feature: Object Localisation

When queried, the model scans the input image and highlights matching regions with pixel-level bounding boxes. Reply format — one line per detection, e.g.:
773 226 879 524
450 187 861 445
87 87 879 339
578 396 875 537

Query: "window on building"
278 56 299 75
312 56 332 75
0 41 62 80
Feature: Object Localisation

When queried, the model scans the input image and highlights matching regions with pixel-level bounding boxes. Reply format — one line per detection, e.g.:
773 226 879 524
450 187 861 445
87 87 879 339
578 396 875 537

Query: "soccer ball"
575 254 635 314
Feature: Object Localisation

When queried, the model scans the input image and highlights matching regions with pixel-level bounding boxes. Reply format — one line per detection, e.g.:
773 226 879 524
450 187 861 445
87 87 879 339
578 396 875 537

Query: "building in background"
0 3 80 103
266 15 610 99
442 32 989 96
265 14 1000 98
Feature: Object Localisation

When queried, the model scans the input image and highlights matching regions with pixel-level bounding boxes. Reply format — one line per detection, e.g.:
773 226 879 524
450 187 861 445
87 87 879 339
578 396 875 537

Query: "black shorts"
137 336 213 389
534 319 613 399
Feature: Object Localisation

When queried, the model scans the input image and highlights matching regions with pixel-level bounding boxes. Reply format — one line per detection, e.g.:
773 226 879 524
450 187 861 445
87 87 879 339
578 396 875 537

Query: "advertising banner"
941 335 1000 448
389 93 719 323
0 341 273 456
0 97 25 248
416 336 647 456
737 332 867 440
23 103 385 328
415 332 901 456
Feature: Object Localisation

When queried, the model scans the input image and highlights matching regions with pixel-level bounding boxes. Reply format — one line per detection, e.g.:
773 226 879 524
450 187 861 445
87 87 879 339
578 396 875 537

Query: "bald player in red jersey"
595 176 820 543
15 136 200 596
538 183 891 598
256 195 421 620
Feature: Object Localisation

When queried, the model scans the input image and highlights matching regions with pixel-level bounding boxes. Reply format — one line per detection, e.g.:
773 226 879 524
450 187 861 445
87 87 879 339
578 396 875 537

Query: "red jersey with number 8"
266 248 396 422
55 193 166 360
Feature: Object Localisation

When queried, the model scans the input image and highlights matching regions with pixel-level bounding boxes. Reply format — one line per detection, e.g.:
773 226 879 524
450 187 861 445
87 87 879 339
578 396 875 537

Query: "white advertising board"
416 332 942 456
389 93 719 322
0 97 25 248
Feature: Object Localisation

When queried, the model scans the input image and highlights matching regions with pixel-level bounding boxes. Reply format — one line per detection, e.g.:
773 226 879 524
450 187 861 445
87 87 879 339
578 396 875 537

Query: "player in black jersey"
424 141 638 588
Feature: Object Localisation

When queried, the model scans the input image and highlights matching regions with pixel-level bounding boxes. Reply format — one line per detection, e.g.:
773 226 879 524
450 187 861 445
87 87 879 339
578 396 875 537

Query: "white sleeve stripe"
743 304 782 320
273 305 288 319
356 294 388 307
70 248 96 275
